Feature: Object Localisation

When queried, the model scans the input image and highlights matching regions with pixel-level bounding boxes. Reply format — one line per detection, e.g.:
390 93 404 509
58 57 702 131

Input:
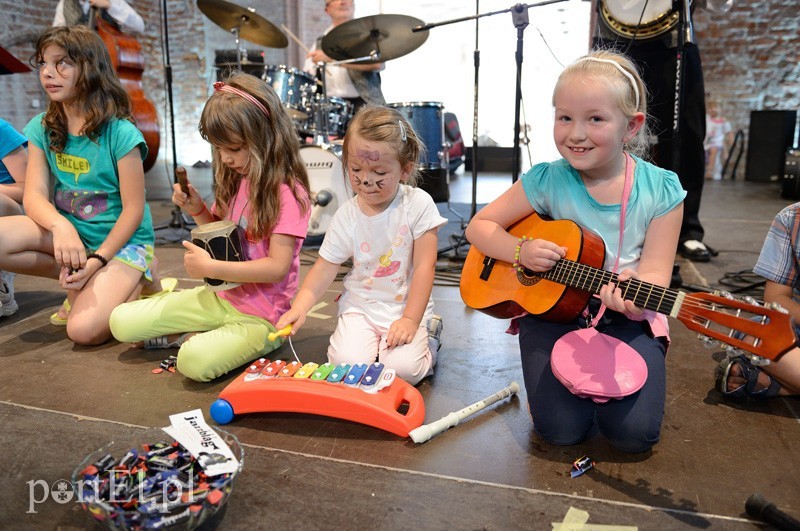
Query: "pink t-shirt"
214 180 310 324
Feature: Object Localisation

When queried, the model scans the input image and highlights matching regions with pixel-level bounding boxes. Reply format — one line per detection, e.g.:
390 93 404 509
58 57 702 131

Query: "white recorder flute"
409 382 520 443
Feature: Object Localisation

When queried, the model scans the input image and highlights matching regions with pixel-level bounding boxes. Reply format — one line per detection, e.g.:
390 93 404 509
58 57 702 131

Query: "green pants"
110 286 281 382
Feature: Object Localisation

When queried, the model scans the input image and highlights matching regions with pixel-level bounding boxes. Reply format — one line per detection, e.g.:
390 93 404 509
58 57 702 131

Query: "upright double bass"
89 9 160 172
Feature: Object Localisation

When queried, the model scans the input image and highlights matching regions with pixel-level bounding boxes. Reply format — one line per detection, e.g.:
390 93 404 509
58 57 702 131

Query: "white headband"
578 57 640 110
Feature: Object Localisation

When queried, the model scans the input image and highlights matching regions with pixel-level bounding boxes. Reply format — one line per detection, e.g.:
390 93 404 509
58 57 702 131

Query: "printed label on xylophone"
242 359 395 394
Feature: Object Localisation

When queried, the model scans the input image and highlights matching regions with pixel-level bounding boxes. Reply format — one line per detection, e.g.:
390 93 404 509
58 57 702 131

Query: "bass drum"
300 144 353 237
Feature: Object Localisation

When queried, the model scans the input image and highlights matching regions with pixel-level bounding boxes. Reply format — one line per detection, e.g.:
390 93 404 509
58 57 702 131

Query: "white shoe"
0 271 18 317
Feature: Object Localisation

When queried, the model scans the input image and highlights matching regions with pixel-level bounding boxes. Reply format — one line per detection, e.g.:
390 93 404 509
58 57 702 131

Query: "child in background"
0 117 28 316
111 73 311 382
465 51 686 452
276 106 446 386
0 26 161 344
716 202 800 397
704 98 733 181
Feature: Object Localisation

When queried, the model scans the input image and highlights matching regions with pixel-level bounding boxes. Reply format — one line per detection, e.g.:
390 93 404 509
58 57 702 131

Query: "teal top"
521 155 686 271
24 114 154 251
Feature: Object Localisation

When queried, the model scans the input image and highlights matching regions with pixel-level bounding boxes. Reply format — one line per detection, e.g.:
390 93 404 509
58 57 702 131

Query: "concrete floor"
1 162 799 530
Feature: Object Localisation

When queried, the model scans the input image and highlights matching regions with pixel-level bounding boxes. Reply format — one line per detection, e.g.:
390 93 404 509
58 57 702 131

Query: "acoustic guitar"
459 212 796 362
89 9 160 172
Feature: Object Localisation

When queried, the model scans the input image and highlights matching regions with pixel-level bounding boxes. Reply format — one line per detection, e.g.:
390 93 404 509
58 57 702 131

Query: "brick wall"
694 0 799 178
1 0 795 173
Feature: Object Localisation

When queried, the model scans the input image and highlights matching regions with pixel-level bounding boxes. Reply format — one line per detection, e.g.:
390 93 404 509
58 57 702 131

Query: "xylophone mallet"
268 325 293 342
409 382 520 444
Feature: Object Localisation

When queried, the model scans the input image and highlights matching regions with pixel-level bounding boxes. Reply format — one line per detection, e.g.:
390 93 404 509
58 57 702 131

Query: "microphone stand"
154 0 194 241
412 0 567 259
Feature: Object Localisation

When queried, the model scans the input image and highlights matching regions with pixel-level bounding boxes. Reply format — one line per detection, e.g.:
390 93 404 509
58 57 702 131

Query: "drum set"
197 0 450 236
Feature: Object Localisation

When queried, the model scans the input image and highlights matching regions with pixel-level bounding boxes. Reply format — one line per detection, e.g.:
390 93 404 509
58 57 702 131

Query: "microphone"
746 493 800 531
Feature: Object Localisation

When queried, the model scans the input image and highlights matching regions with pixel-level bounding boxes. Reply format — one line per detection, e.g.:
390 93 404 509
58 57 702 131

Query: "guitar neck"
542 259 684 317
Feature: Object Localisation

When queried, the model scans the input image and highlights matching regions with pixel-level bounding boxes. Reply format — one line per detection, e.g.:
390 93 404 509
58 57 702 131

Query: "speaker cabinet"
745 110 797 182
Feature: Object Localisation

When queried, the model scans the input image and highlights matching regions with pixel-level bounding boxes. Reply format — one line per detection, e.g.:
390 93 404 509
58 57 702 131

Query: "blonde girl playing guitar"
465 50 686 453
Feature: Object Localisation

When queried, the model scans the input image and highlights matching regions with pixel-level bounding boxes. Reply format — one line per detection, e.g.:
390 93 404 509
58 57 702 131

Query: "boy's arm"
764 281 800 323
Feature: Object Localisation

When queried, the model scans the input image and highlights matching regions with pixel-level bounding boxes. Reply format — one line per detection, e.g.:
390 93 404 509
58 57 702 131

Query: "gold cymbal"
197 0 288 48
321 14 428 63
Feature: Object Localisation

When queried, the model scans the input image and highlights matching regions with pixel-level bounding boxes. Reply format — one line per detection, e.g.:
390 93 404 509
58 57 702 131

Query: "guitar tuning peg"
697 334 717 349
769 302 789 314
743 295 759 306
719 290 734 299
745 354 771 367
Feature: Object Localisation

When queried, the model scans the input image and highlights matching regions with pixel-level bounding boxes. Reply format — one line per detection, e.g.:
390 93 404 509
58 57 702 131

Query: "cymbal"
197 0 288 48
321 14 428 63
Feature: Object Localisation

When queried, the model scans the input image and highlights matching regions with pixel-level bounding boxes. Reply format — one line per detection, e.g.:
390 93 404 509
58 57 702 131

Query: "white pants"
328 312 436 386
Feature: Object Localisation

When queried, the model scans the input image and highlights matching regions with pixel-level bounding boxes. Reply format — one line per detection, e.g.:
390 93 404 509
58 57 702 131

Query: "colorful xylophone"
210 359 425 437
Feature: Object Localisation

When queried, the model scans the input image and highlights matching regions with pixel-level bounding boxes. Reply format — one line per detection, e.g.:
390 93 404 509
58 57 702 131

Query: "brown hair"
199 72 310 239
31 25 132 152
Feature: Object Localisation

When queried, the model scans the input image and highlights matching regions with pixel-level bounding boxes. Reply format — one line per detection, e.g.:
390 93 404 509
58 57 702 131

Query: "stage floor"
1 168 798 529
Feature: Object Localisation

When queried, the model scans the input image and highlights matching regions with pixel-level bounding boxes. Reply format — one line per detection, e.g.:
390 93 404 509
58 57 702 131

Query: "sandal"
140 277 178 299
143 333 189 350
716 355 782 398
50 298 71 326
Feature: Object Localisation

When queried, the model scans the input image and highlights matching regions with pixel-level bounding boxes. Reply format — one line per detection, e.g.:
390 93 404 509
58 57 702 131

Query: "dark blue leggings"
518 309 667 453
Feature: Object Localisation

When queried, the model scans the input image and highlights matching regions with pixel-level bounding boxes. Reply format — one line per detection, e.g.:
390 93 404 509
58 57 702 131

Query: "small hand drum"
191 220 244 291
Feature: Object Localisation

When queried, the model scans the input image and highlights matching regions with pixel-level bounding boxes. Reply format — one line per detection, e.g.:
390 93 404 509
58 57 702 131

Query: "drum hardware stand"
154 0 195 241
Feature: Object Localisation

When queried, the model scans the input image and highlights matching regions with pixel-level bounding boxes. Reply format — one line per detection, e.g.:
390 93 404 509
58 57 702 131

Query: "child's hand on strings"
598 269 644 317
387 316 418 349
275 308 307 336
181 240 213 279
518 238 567 273
171 167 204 217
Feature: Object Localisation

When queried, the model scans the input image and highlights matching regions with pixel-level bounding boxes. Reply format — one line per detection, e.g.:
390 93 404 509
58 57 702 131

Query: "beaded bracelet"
87 253 108 267
511 236 529 272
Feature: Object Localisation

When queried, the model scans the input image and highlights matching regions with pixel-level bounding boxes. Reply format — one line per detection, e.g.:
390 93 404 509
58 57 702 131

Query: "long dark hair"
31 25 132 152
199 73 310 239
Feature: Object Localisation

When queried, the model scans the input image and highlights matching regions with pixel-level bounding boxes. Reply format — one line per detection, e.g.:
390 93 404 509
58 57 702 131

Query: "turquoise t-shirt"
0 118 27 185
520 156 686 271
24 114 154 251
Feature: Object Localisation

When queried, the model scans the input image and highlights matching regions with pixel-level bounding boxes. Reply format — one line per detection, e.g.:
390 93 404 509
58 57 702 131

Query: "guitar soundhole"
517 269 541 286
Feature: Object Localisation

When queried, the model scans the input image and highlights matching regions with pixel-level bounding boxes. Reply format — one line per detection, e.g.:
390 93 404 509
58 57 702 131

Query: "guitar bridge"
480 256 495 281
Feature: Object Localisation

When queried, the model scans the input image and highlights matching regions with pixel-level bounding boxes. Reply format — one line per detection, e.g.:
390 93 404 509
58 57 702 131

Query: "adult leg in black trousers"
594 38 711 262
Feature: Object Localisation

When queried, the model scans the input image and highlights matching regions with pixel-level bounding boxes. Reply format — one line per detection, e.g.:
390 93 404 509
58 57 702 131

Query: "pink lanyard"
589 152 634 327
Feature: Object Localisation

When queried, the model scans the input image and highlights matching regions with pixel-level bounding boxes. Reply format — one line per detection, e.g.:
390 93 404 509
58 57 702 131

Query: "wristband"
511 236 529 272
87 253 108 267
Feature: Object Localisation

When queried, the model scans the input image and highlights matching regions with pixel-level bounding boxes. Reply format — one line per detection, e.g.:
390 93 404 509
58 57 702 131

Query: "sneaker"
0 271 18 317
428 314 443 352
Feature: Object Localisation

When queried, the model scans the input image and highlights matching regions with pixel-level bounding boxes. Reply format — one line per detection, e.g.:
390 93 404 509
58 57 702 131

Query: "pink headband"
213 81 270 118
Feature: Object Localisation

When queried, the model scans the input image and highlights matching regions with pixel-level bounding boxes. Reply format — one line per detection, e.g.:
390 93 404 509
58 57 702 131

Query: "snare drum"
299 145 353 236
191 220 244 291
262 65 316 120
387 102 444 170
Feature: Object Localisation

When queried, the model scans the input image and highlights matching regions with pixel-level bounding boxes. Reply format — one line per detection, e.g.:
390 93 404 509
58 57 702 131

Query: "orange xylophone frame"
210 359 426 437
